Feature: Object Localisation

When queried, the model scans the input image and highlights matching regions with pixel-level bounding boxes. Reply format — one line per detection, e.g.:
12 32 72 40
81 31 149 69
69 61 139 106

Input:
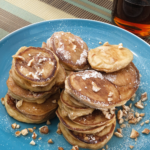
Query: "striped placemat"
0 0 150 44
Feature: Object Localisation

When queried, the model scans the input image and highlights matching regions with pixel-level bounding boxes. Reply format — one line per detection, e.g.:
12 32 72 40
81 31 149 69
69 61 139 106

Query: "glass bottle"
112 0 150 38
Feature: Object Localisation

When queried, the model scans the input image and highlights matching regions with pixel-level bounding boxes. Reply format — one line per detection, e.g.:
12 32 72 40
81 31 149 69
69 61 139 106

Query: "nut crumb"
129 145 134 149
140 113 145 117
123 110 127 117
27 58 34 67
99 41 102 44
135 100 144 109
108 91 113 97
38 137 42 140
46 120 51 125
39 126 49 134
117 110 123 120
57 128 62 134
135 112 139 118
71 145 79 150
28 128 33 133
135 138 137 141
142 128 150 134
119 118 124 124
32 132 37 139
33 127 36 130
1 98 4 105
11 123 17 129
128 112 134 120
129 103 132 108
145 120 149 124
140 122 144 126
16 124 20 129
120 124 126 128
102 148 105 150
12 55 25 61
106 145 108 149
117 128 122 134
141 92 147 101
114 132 123 138
48 139 53 144
122 105 130 112
103 42 109 46
118 43 123 49
128 118 137 124
15 131 21 137
92 81 101 92
130 129 139 139
58 147 64 150
21 129 28 136
30 140 35 146
108 97 113 102
16 100 23 108
136 117 142 123
131 94 136 101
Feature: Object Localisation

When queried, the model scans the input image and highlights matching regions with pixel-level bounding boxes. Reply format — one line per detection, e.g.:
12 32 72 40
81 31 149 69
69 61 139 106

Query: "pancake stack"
56 71 118 149
54 41 140 149
56 90 116 149
4 46 66 123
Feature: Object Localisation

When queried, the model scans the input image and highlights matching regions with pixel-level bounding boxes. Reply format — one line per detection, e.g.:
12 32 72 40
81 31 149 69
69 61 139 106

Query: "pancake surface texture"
7 75 58 104
88 42 133 73
60 121 116 149
56 108 115 134
11 46 60 92
47 31 89 71
65 70 120 109
65 68 139 109
103 62 140 102
4 91 60 123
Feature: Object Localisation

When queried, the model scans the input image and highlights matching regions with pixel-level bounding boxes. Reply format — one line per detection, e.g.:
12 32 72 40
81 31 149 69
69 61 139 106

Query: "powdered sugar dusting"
26 72 40 80
56 45 71 60
76 70 104 80
104 74 117 82
76 49 87 65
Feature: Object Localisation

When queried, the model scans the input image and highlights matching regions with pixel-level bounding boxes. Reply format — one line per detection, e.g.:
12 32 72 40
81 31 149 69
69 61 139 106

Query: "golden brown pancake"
73 110 115 127
102 62 140 103
46 31 89 71
61 90 88 108
4 91 60 123
59 121 116 149
7 75 58 104
58 100 94 120
88 43 133 73
65 70 120 109
65 68 140 109
11 46 62 92
56 108 115 134
54 64 66 88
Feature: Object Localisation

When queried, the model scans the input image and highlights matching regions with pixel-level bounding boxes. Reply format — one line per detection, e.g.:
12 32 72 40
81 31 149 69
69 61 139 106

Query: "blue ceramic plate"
0 19 150 150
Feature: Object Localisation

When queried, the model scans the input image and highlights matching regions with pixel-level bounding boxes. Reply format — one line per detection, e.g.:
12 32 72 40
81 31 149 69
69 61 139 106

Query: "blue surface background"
0 19 150 150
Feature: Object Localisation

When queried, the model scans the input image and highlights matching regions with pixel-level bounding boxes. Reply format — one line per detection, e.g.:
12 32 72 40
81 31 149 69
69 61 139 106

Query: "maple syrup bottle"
112 0 150 38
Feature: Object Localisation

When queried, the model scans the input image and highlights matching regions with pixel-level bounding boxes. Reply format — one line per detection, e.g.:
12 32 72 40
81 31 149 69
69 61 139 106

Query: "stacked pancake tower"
4 46 65 123
45 32 140 149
